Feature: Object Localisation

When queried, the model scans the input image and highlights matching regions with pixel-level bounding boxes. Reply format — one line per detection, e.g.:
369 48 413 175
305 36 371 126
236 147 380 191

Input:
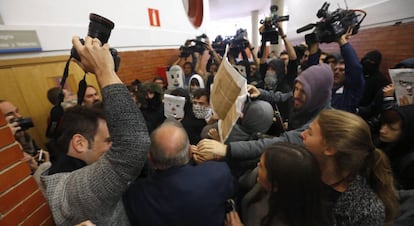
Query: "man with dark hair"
83 85 100 107
308 29 365 113
46 87 77 109
123 120 234 226
47 105 109 174
40 36 150 225
181 88 213 144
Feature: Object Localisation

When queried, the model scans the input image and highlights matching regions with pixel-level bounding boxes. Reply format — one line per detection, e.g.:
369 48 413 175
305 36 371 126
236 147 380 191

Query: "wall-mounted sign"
0 30 42 53
148 8 161 27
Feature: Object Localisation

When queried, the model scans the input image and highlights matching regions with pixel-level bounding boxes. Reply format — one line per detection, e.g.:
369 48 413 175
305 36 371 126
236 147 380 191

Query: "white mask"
264 71 277 90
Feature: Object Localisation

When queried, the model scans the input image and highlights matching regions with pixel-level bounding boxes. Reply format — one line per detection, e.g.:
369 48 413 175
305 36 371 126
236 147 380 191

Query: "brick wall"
291 21 414 81
0 115 54 225
115 21 414 86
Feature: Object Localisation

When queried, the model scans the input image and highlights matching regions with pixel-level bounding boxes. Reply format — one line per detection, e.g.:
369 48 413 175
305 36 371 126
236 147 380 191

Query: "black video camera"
179 34 208 58
71 13 121 72
11 117 34 131
212 35 230 57
229 28 249 58
296 2 366 44
260 5 289 44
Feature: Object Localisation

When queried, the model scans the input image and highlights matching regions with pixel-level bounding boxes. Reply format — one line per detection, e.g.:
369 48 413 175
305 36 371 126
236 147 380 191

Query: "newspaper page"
163 93 186 119
389 68 414 105
211 47 247 142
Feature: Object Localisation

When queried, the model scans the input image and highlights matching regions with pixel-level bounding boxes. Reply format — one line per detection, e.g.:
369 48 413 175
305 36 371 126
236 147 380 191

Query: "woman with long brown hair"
301 109 399 226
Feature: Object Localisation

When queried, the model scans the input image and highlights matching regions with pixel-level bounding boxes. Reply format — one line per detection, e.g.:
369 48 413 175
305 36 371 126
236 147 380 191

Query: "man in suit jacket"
123 120 235 226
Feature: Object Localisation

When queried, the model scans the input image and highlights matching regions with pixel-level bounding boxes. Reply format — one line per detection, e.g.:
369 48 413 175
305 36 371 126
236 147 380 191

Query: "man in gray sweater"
40 36 150 225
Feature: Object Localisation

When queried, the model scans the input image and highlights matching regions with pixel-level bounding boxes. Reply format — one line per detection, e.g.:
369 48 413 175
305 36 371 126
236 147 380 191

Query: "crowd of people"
1 22 414 226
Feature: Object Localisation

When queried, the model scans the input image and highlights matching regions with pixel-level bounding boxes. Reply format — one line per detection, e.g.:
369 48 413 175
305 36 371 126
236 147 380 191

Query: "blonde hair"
317 109 399 224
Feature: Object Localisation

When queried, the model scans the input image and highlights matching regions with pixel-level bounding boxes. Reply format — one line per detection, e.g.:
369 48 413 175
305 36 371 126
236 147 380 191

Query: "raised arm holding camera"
298 2 366 113
308 27 365 113
40 14 150 225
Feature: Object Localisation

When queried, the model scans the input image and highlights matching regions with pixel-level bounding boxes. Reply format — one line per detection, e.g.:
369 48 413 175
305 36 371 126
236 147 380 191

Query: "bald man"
123 120 235 226
0 100 39 155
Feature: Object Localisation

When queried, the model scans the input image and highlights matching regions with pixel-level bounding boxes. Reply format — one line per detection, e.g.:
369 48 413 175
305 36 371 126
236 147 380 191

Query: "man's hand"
193 139 227 163
383 84 395 97
277 23 285 37
225 211 244 226
34 149 50 163
337 27 353 46
247 84 260 98
72 36 121 87
207 128 220 141
399 95 414 106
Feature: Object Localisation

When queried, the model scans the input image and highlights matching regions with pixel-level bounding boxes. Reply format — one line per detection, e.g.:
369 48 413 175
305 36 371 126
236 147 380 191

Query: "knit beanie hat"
295 64 333 112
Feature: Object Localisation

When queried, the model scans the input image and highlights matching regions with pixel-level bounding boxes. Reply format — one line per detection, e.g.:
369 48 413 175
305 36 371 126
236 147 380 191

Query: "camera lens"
88 13 115 44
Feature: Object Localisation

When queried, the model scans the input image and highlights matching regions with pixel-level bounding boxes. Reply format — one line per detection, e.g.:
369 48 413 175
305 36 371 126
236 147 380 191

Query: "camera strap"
46 56 71 138
77 73 87 105
46 56 88 138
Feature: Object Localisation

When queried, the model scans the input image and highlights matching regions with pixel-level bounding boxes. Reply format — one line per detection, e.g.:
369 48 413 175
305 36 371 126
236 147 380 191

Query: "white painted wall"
283 0 414 37
0 0 210 58
205 0 414 42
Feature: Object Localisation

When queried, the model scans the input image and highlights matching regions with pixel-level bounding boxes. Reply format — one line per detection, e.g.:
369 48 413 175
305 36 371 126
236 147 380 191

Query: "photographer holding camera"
307 27 365 113
172 36 204 87
0 100 39 155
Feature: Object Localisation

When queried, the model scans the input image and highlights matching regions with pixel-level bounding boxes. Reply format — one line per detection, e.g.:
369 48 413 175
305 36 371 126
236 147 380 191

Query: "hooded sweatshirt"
359 50 389 106
228 64 333 160
188 74 205 93
289 63 333 130
265 59 289 92
378 105 414 189
226 100 274 143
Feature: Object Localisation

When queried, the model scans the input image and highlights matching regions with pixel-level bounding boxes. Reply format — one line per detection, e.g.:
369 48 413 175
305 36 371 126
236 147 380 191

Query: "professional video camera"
228 28 249 58
260 5 289 44
179 34 209 58
296 2 366 44
212 35 231 57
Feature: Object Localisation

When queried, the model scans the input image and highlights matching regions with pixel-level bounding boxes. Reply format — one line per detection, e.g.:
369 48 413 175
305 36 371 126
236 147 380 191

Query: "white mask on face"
264 71 277 90
192 104 212 120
